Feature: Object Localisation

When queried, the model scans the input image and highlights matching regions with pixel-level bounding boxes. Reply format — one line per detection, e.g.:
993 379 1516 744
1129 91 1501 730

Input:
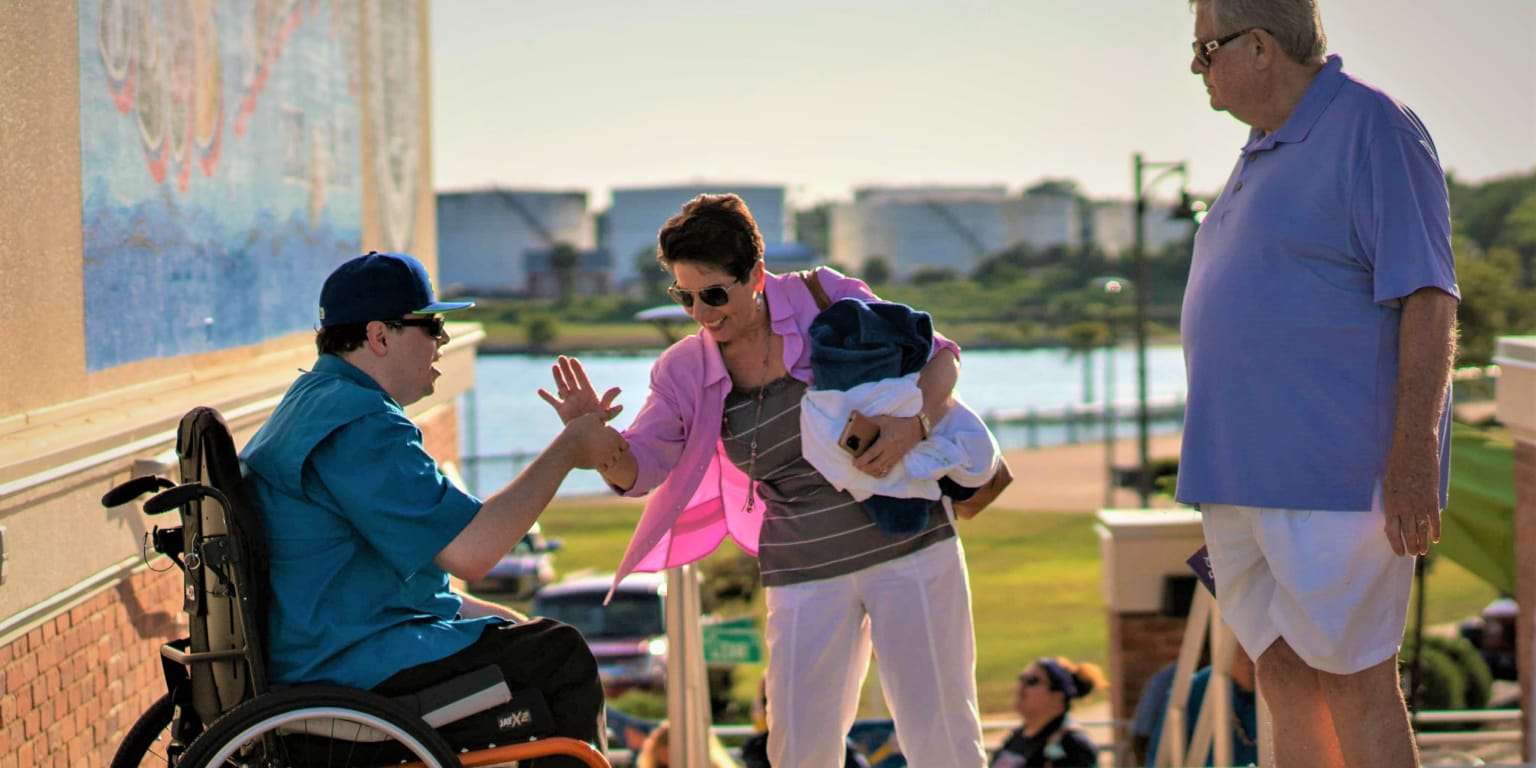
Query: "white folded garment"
800 374 1000 501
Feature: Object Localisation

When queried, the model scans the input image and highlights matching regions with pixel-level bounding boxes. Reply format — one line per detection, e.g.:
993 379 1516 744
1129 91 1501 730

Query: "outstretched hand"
538 355 623 425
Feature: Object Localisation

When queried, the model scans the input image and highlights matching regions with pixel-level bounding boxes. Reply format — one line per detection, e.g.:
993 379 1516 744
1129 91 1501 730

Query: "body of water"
459 346 1187 497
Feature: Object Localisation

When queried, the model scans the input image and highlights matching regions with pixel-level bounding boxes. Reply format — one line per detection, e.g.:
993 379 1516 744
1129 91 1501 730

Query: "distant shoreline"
474 339 1166 357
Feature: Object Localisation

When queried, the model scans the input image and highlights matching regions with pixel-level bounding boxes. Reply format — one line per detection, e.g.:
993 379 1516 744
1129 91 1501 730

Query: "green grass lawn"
474 320 667 354
529 499 1498 717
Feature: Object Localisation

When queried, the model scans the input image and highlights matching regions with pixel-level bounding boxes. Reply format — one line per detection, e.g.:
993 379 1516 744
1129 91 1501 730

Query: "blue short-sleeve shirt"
241 354 492 689
1177 55 1458 511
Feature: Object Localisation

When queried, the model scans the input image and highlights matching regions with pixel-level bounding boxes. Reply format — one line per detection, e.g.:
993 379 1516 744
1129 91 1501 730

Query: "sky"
431 0 1536 209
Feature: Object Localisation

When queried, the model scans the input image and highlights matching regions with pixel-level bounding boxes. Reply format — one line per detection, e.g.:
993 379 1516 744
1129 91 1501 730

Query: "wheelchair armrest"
390 665 512 729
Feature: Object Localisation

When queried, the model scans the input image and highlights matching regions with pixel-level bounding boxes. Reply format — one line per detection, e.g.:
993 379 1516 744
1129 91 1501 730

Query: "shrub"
703 552 760 606
1402 644 1466 725
609 688 668 721
1423 635 1493 710
525 314 559 351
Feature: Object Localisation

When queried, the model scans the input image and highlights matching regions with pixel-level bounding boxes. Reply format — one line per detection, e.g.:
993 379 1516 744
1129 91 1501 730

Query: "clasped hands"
539 356 628 473
854 412 925 479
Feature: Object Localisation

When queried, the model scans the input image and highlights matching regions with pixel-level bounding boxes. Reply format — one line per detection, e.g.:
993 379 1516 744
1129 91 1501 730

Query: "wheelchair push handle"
102 475 177 508
143 483 233 516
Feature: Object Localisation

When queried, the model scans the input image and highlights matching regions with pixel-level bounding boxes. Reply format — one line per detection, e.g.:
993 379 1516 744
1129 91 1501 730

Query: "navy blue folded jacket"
808 298 933 391
809 297 935 534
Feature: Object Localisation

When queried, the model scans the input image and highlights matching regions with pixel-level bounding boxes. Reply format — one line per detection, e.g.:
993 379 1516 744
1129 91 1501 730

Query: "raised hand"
538 355 623 425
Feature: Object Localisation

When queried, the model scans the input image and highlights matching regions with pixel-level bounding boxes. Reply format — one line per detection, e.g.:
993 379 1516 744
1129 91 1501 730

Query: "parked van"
533 573 671 695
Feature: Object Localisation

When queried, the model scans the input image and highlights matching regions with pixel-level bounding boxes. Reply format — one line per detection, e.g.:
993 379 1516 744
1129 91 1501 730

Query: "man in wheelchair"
239 251 620 765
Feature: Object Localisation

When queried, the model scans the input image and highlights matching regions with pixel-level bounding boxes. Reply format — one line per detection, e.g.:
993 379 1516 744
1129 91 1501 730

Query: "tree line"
460 169 1536 363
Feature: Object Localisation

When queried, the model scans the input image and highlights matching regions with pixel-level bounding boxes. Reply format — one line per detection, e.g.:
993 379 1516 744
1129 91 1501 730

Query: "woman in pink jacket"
543 193 985 767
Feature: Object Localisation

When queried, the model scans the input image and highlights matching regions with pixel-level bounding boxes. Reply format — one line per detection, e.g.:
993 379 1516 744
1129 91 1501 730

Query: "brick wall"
1515 440 1535 763
0 566 182 766
418 402 462 466
0 404 462 765
1107 610 1188 763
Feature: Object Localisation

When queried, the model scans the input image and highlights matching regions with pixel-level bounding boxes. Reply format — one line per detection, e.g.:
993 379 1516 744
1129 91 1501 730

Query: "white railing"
1412 708 1522 749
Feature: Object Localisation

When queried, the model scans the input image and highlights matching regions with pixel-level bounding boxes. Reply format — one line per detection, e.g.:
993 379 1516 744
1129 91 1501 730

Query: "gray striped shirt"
722 376 953 587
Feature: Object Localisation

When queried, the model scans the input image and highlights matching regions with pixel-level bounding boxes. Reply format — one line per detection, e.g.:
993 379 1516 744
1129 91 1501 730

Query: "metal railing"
985 395 1186 449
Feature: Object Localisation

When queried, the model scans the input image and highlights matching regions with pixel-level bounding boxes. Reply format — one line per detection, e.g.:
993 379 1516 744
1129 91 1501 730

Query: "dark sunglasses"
667 280 743 309
1019 673 1047 689
1192 27 1260 67
383 316 447 340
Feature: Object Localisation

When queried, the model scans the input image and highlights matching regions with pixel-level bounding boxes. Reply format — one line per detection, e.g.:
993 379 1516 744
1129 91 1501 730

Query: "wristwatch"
916 412 932 440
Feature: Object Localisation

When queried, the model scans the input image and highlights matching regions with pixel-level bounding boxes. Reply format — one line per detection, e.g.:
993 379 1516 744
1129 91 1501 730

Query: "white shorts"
1201 504 1415 675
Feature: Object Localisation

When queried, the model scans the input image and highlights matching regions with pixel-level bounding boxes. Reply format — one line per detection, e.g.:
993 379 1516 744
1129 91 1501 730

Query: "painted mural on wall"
365 1 421 254
80 0 363 371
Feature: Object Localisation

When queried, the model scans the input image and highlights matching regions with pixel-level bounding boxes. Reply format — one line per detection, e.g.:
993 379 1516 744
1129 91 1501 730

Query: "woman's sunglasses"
1018 673 1047 689
667 280 744 309
383 316 447 340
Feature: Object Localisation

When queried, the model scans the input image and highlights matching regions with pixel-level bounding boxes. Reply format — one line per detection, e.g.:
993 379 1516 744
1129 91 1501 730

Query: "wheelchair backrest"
173 406 270 724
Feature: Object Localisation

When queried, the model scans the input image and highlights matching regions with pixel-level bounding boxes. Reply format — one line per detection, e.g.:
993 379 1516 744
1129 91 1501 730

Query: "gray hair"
1198 0 1327 65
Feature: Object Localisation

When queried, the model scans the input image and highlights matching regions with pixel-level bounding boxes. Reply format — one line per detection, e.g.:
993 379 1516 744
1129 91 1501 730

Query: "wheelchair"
105 406 609 768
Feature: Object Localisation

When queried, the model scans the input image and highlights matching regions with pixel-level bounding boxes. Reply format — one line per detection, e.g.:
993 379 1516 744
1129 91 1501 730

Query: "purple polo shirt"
1177 55 1458 511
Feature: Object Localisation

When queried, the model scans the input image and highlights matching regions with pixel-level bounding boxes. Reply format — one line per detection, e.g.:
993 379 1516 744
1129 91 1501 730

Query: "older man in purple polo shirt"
1177 1 1459 766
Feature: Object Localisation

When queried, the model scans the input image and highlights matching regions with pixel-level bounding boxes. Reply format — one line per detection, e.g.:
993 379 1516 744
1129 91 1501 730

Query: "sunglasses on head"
383 316 447 340
1019 673 1047 688
666 280 743 309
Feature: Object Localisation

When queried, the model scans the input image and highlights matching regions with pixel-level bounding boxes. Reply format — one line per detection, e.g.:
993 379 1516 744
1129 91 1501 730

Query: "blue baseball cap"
318 251 473 327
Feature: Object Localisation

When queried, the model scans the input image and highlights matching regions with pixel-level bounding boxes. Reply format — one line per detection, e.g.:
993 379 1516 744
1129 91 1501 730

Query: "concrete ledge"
1495 336 1536 443
1095 508 1205 613
0 322 483 624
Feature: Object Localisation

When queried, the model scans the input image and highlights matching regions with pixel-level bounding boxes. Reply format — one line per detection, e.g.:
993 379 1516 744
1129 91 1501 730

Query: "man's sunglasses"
1192 27 1261 67
383 316 447 340
667 280 744 309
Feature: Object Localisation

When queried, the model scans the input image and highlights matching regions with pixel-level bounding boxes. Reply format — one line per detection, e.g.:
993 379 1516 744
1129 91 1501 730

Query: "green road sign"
701 626 763 665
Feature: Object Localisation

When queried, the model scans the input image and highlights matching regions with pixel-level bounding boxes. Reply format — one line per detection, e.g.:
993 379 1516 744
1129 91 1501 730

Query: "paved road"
996 433 1185 513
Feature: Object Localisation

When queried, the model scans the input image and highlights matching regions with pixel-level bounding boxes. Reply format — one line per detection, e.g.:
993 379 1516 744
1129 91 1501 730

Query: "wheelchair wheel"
177 685 461 767
113 692 199 768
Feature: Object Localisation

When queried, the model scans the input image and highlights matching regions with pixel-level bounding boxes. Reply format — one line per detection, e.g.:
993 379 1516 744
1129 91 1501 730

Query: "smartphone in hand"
838 410 881 458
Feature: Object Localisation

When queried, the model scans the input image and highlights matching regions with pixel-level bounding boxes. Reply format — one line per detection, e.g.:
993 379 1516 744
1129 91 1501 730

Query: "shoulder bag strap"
798 268 831 311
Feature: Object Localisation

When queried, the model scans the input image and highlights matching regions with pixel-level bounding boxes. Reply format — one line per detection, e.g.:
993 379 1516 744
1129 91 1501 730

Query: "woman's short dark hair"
316 323 369 356
656 193 765 282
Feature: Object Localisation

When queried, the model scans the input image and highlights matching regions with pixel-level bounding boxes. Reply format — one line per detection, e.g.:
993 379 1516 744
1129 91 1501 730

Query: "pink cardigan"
610 267 960 591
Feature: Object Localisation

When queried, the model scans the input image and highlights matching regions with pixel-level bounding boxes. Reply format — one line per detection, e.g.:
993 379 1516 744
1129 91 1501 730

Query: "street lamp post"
1131 153 1193 507
1091 276 1128 508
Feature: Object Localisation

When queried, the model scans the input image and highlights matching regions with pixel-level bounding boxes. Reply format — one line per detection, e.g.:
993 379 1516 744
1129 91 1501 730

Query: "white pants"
763 537 986 767
1202 504 1415 675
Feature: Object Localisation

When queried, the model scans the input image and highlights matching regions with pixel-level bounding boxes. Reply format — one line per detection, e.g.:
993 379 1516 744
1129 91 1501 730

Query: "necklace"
733 297 773 516
741 337 769 516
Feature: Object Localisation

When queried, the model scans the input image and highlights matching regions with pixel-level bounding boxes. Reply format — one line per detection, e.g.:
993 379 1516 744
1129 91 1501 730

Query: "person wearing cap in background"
241 251 624 765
